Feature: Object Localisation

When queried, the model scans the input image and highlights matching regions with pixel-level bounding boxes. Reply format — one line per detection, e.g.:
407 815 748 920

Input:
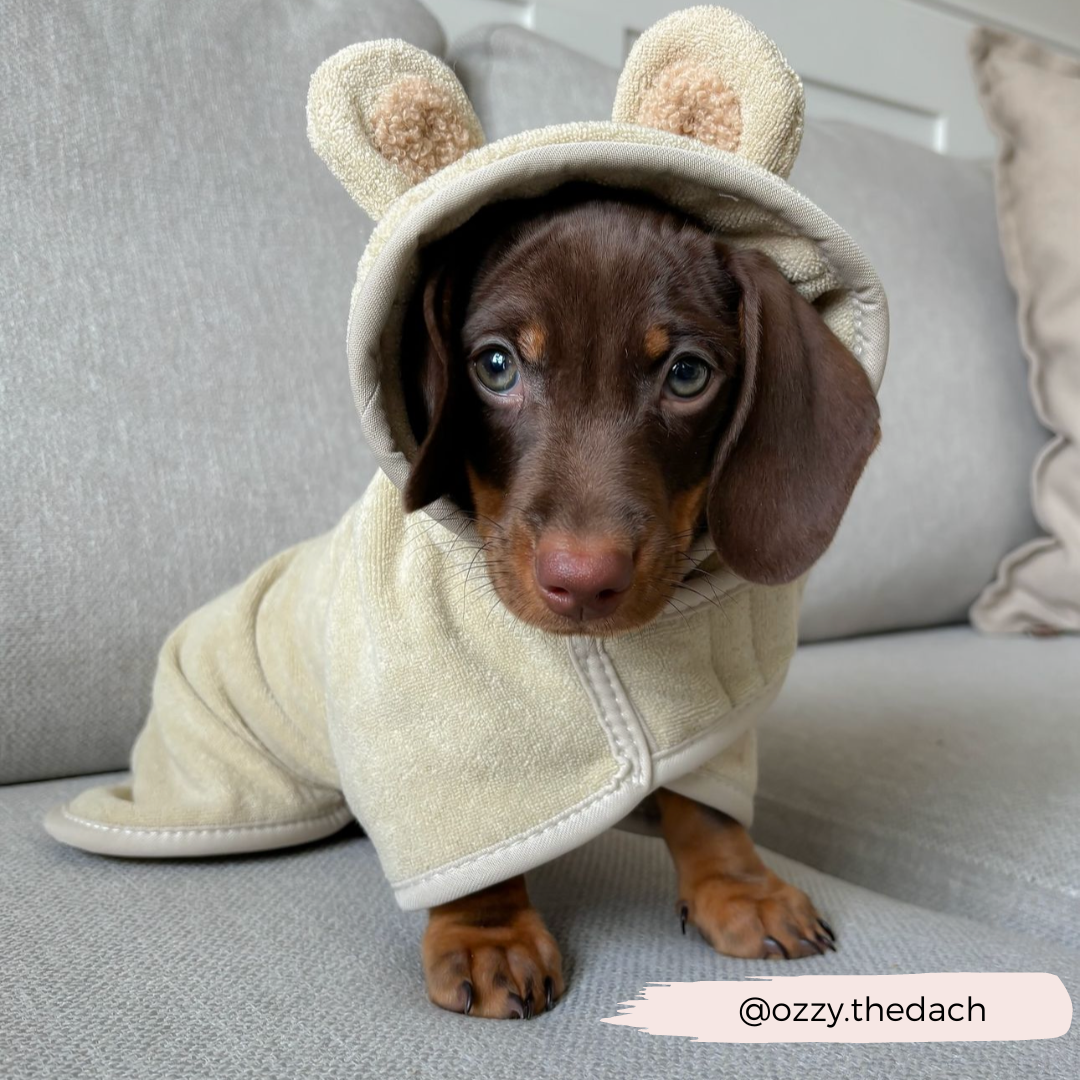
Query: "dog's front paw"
679 870 836 960
422 905 564 1019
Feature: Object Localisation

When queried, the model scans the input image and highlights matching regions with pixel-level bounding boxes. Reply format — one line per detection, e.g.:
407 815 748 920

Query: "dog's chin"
516 605 659 637
485 578 676 638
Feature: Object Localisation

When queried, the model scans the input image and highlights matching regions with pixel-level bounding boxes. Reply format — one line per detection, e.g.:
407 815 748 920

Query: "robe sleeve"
44 512 356 857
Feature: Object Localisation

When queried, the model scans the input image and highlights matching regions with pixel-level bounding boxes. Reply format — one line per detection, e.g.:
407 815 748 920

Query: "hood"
306 5 889 546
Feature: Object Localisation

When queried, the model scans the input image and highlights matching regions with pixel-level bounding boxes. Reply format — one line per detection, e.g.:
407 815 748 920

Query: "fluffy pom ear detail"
637 56 743 152
307 40 485 220
613 6 804 178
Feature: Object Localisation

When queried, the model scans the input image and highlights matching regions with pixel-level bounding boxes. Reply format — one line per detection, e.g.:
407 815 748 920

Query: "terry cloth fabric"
44 6 888 910
47 471 800 909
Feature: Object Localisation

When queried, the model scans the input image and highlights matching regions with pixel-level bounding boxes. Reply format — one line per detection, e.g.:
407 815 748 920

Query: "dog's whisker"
662 580 721 610
663 594 694 631
461 541 494 620
698 574 729 609
661 577 736 627
406 514 479 573
464 578 501 601
485 589 509 624
402 516 465 552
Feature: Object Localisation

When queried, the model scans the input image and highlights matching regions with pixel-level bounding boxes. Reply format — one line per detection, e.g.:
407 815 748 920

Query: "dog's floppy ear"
402 260 467 513
708 249 880 585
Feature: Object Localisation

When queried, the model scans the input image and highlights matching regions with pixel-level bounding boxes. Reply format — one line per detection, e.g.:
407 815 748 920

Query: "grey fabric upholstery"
1 0 441 784
755 626 1080 949
449 26 1048 642
4 775 1078 1079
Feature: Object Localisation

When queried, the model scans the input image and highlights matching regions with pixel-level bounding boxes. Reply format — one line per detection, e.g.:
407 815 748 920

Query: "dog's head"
401 186 880 636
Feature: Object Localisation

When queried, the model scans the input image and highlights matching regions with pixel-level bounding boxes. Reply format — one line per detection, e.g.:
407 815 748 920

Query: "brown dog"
401 184 879 1019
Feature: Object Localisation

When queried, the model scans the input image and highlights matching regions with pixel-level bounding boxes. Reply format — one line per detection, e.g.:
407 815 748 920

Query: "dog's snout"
534 537 634 621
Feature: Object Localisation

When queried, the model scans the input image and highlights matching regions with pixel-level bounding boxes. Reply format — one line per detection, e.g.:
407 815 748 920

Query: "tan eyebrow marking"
644 325 670 359
518 322 547 364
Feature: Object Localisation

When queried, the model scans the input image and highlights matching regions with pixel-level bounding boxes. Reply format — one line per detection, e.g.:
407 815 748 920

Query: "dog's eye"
664 356 711 399
474 348 519 394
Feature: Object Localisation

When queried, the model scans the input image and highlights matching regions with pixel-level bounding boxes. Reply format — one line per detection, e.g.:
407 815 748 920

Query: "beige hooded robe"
44 6 888 911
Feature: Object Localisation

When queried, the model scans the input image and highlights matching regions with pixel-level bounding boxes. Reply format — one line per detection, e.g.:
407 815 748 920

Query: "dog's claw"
423 900 561 1019
763 935 789 960
817 932 837 952
801 936 826 956
679 903 688 935
818 919 837 943
545 977 555 1012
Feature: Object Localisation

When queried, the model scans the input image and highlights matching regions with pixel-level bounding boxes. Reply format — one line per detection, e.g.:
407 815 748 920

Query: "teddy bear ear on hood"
613 5 805 179
307 40 485 221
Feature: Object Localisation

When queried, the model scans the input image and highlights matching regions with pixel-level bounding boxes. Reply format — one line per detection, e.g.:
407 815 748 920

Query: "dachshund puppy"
401 184 879 1019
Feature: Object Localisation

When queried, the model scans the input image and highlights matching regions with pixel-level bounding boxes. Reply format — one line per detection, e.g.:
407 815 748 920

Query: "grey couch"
3 3 1077 1077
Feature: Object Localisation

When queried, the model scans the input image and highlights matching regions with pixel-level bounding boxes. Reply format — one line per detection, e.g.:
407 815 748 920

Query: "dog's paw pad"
423 909 564 1019
679 872 836 960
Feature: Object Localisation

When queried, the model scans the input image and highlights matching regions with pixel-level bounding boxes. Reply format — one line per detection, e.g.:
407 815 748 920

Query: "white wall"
425 0 1080 157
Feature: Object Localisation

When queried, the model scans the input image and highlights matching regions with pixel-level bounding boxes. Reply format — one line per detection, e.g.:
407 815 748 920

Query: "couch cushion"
4 775 1078 1078
449 26 1048 642
1 0 442 784
968 30 1080 634
754 627 1080 949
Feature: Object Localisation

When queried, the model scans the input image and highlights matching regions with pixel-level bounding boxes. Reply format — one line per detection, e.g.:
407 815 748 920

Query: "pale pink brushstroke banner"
601 973 1073 1042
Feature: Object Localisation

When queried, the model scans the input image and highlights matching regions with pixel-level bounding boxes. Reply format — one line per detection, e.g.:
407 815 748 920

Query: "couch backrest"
2 13 1050 786
0 0 442 784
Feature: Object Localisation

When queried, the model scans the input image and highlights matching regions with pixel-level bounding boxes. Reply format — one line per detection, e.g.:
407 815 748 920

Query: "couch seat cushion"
755 627 1080 949
4 775 1078 1078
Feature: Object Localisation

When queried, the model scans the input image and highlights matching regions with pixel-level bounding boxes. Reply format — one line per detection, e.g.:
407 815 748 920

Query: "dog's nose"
535 537 634 621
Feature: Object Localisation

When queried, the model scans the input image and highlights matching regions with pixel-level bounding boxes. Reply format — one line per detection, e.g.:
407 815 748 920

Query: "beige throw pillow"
969 29 1080 634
